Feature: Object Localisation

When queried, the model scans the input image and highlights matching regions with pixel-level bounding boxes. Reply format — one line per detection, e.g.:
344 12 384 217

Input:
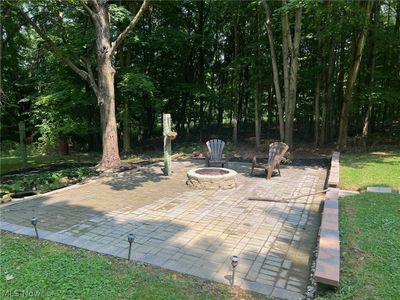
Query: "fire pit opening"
186 167 237 190
195 168 229 176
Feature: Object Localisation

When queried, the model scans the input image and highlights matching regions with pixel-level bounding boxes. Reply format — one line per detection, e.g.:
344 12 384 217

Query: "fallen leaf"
5 274 14 281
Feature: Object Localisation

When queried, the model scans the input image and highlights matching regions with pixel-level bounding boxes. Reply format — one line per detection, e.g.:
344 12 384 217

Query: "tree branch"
18 6 90 84
80 0 96 21
81 58 99 97
110 0 150 57
293 8 302 56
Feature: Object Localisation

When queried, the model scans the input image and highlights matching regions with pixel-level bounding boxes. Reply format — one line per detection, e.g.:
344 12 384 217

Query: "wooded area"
1 0 399 168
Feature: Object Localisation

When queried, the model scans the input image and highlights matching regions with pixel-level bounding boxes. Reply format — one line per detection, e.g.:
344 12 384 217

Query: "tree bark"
262 0 284 141
282 0 302 148
314 70 321 147
362 3 378 150
338 0 373 150
254 81 261 147
196 0 207 141
232 15 239 146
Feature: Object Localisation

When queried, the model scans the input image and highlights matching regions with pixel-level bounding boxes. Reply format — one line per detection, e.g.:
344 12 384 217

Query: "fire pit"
186 167 238 190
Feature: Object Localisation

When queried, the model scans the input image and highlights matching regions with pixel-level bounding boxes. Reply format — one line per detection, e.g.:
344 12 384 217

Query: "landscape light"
31 216 39 239
231 255 239 286
127 233 135 261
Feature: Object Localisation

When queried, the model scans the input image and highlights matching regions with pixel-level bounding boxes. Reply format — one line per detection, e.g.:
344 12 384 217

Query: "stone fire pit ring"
186 167 238 190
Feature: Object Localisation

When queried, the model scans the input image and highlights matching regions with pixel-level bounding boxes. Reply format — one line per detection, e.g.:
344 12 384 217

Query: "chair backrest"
206 139 225 161
268 142 289 164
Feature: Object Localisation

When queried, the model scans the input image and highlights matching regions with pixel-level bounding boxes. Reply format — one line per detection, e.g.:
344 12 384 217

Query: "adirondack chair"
205 139 227 167
250 142 289 179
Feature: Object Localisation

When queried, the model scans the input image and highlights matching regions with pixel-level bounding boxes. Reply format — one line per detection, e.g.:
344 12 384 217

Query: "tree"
338 0 373 150
16 0 150 168
262 0 284 141
262 0 302 147
2 0 399 155
281 0 302 148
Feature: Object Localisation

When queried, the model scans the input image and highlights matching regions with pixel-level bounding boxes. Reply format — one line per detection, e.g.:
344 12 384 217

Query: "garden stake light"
127 233 135 261
231 255 239 286
31 216 39 239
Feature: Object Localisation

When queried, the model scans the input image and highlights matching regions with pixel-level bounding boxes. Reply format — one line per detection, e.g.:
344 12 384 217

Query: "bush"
0 140 19 155
0 167 98 194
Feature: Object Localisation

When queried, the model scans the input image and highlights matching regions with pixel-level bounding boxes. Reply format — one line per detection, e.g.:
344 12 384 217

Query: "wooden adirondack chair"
205 139 228 167
251 142 289 179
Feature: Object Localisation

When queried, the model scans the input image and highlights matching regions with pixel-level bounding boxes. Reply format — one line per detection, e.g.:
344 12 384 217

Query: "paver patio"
0 159 327 299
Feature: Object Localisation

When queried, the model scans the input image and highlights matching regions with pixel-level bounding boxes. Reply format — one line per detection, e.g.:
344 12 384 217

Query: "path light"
127 233 135 261
231 255 239 286
31 216 39 239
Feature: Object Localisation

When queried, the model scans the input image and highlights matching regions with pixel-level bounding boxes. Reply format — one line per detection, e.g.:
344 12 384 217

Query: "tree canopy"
1 0 399 164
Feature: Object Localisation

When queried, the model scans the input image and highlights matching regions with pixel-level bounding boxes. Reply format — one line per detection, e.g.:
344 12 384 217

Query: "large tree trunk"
338 0 373 150
93 4 120 168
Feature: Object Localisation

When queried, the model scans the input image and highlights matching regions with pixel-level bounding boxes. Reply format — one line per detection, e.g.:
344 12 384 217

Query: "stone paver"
339 190 359 197
0 159 327 299
366 186 392 193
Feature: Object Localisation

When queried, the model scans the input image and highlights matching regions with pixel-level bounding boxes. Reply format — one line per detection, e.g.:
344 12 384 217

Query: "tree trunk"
122 100 130 154
282 1 302 148
93 4 120 168
197 0 206 141
255 81 261 147
314 72 321 147
262 0 284 141
362 3 378 150
338 0 373 150
232 17 239 146
121 46 132 154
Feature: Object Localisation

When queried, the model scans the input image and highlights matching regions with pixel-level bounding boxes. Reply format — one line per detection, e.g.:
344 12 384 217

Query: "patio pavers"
0 160 327 299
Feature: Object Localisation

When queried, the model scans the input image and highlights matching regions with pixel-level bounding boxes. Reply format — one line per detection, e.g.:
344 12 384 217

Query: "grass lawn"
0 154 98 175
0 152 186 176
318 193 400 299
0 232 264 300
340 151 400 191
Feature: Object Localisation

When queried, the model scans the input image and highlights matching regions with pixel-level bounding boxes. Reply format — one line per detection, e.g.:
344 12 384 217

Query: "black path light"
231 255 239 286
31 216 39 239
127 233 135 261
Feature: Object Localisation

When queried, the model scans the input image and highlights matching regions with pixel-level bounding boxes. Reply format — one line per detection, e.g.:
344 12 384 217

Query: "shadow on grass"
340 151 400 169
0 161 328 298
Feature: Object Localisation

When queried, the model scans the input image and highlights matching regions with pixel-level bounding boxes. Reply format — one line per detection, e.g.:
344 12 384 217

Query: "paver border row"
314 151 341 287
0 221 302 299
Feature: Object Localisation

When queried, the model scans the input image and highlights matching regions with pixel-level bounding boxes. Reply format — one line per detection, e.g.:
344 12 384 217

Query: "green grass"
0 232 264 300
340 151 400 191
0 152 185 176
0 154 98 175
318 193 400 299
